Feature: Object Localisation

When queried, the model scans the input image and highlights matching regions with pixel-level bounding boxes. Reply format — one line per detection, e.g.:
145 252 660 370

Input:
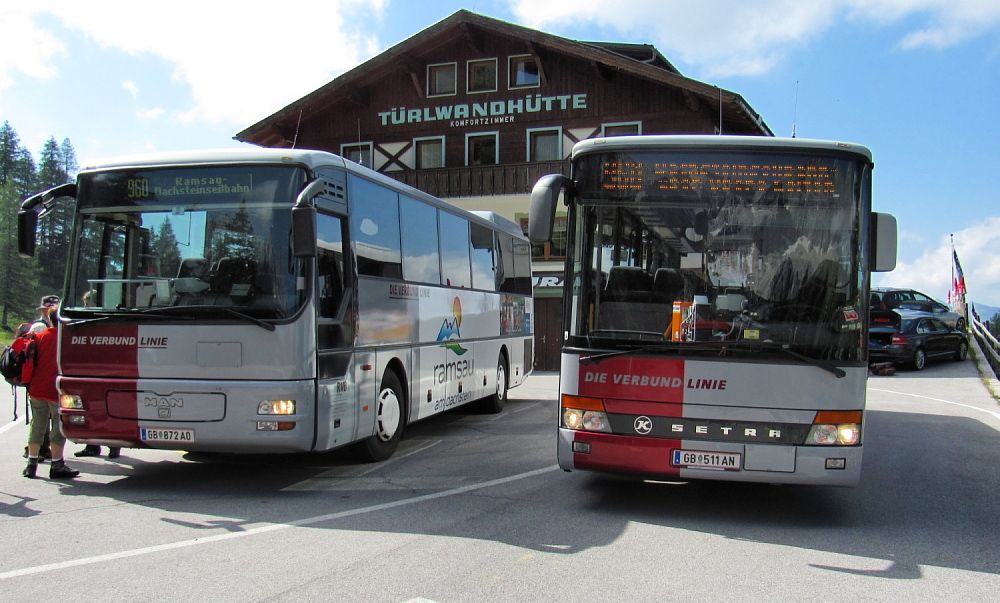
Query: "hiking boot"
75 445 101 457
107 448 121 459
23 461 38 479
49 461 80 479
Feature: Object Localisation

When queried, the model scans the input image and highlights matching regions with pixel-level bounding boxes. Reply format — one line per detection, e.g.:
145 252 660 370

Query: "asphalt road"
1 356 999 601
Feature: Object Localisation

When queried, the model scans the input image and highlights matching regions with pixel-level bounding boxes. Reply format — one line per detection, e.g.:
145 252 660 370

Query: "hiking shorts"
28 398 66 446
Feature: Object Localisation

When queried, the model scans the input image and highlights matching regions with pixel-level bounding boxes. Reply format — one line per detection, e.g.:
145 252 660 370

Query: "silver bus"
19 148 534 461
530 136 896 485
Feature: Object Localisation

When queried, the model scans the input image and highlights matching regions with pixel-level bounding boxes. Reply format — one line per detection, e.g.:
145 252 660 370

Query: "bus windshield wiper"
134 305 276 331
579 342 726 363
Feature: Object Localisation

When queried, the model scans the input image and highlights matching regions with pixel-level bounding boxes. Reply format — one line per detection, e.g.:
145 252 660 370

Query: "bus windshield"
567 150 865 361
66 165 308 319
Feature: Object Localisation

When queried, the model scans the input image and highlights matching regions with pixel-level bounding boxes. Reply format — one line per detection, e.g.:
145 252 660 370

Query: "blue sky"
3 0 999 304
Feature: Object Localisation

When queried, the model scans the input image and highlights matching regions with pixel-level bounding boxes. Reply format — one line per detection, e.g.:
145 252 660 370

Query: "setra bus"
529 135 895 486
18 148 533 461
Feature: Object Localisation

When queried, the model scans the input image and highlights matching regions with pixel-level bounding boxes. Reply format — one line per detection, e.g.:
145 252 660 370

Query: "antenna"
291 109 303 149
791 80 799 138
718 87 723 135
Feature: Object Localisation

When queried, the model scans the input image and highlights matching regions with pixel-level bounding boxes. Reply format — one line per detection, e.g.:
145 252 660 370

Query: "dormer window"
509 55 540 89
467 59 497 94
427 62 457 97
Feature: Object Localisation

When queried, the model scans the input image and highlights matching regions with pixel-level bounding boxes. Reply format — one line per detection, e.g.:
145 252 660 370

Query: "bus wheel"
357 371 404 462
480 352 508 414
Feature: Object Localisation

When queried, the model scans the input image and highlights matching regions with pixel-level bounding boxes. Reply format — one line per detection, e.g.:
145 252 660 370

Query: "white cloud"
875 217 1000 306
122 80 139 98
508 0 1000 77
18 0 388 125
136 107 165 120
0 6 65 91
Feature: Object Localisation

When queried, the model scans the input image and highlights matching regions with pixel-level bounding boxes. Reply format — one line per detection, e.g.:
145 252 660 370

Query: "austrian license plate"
672 449 741 471
140 427 195 443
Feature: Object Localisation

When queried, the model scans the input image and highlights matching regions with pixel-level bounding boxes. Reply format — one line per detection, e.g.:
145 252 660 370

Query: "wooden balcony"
384 160 569 198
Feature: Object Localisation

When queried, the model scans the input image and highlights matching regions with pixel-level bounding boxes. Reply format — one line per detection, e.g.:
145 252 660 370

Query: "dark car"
871 287 965 330
869 310 968 370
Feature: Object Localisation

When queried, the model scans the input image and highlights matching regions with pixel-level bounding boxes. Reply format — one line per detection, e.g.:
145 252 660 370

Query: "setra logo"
634 416 653 435
436 296 468 355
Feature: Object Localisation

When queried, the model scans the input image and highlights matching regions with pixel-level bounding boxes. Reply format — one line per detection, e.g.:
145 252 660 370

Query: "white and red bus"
529 136 896 485
18 148 533 460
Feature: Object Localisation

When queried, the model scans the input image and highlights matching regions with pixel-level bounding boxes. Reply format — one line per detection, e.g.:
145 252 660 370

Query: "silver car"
871 287 966 331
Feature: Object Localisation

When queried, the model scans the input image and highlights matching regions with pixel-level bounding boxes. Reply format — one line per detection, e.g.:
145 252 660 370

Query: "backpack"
1 324 37 387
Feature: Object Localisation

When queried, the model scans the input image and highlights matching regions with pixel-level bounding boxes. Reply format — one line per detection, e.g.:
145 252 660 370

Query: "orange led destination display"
602 160 837 195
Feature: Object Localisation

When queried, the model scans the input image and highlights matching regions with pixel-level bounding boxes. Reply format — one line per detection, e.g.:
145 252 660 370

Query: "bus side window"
317 213 346 318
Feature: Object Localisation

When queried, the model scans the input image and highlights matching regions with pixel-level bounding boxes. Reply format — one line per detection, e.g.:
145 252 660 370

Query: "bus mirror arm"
292 180 325 258
529 174 571 244
18 182 77 258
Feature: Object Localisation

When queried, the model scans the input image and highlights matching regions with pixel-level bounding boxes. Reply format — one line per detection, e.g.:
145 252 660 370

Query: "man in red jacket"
22 307 80 479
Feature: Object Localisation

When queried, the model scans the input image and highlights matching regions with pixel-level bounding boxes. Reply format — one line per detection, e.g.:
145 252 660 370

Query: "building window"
527 127 562 161
466 132 498 166
427 62 457 97
519 213 566 261
414 136 445 169
509 55 540 89
601 122 641 137
467 58 497 94
341 142 373 168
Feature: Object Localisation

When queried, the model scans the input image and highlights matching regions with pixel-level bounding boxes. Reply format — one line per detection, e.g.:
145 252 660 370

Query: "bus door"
314 211 359 450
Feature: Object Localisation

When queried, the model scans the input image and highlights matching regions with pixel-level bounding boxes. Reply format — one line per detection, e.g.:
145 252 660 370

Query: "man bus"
18 148 533 461
529 135 895 486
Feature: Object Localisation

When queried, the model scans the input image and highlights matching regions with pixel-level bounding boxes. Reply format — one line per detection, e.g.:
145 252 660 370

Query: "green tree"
35 137 75 294
152 219 182 278
0 123 39 330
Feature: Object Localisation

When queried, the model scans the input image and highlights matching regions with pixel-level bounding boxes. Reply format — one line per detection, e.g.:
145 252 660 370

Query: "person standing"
21 295 60 461
22 304 79 479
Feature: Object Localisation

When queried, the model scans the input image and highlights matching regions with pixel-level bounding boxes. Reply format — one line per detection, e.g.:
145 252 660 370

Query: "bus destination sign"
601 160 838 196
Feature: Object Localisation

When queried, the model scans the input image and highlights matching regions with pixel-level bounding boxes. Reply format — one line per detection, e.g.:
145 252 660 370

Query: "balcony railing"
385 160 569 198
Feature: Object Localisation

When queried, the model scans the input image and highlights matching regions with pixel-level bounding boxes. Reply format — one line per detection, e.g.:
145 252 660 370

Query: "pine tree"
153 219 182 278
35 137 74 295
0 123 40 330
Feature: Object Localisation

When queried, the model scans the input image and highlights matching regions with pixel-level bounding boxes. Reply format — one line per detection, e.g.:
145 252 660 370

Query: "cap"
38 295 60 309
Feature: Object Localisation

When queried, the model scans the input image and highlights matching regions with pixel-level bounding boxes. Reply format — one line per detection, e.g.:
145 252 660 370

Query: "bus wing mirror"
17 210 38 257
18 182 77 258
291 205 317 257
871 212 897 272
291 180 326 258
529 174 571 243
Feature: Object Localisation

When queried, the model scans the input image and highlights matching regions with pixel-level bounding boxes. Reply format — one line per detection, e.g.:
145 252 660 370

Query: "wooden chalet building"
236 10 772 370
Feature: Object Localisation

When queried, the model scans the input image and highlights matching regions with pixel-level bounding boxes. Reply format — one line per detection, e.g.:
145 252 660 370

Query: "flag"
950 246 966 304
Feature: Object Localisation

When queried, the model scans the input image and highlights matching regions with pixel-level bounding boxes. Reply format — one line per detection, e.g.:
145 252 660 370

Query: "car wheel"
955 340 968 361
956 318 966 331
911 348 927 371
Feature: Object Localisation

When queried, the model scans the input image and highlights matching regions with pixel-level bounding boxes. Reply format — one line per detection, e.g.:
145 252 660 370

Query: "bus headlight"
807 423 861 445
562 409 611 433
808 411 862 445
258 400 296 415
60 394 83 409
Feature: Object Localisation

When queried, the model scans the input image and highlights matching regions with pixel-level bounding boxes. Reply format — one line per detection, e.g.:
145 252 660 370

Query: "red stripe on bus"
572 431 682 477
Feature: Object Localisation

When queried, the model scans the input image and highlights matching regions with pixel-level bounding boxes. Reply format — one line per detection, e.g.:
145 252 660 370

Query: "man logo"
634 416 653 434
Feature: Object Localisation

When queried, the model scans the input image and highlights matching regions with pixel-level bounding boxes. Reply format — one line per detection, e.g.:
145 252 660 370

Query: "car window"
929 318 948 332
912 292 932 302
916 319 931 334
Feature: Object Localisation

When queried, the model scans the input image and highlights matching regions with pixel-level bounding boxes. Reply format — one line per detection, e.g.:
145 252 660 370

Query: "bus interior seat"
604 266 652 302
652 268 684 303
173 258 210 295
212 257 257 300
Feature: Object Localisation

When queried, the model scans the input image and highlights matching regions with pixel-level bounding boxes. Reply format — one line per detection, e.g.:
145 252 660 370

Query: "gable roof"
235 10 771 146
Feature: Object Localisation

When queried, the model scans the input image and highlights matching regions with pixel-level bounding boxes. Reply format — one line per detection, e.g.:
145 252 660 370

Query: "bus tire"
480 352 508 414
356 370 405 462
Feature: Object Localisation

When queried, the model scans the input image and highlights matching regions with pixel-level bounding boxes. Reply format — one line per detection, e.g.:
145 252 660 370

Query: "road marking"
870 387 1000 422
0 418 22 436
0 464 559 580
487 401 539 421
